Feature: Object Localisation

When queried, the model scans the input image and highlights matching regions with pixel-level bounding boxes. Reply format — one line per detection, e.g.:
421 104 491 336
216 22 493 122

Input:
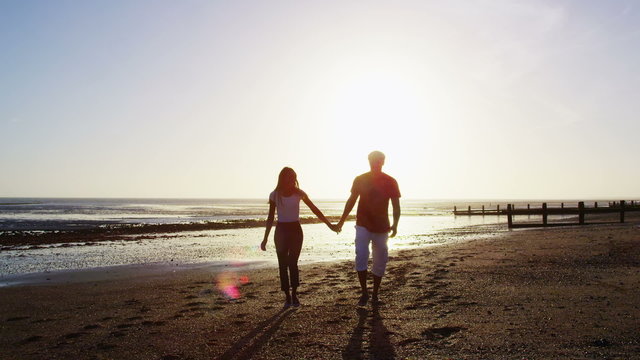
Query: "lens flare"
215 271 249 300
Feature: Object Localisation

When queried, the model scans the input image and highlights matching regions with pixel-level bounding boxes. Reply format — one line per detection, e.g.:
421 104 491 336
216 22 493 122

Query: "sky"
1 0 639 200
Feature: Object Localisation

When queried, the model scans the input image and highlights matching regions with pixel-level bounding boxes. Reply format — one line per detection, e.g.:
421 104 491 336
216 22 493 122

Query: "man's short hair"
368 151 385 162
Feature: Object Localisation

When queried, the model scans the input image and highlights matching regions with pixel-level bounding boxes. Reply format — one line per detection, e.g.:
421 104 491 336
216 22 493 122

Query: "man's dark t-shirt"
351 172 401 233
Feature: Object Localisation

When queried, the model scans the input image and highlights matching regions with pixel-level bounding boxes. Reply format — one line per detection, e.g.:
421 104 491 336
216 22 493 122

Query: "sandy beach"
1 218 639 359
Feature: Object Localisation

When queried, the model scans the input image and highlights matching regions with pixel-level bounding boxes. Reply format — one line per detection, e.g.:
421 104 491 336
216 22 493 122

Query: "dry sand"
1 219 639 359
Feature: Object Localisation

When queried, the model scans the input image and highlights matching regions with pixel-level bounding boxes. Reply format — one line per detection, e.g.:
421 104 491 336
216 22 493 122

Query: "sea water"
0 198 537 279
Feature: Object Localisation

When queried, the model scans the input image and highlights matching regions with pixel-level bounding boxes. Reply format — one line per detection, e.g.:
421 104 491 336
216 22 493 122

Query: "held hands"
328 223 341 234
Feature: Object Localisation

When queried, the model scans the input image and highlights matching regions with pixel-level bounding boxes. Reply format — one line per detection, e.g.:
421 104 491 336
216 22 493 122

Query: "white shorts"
354 225 389 277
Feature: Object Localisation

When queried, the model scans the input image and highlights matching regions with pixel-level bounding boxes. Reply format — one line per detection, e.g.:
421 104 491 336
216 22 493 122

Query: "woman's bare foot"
358 293 369 306
284 292 292 308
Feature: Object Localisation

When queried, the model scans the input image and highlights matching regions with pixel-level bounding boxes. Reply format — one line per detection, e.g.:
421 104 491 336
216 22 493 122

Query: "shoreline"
0 220 503 287
1 219 639 359
0 215 357 248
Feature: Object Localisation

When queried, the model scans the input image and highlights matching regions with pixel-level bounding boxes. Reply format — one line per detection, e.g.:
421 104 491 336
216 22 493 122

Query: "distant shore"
1 216 639 359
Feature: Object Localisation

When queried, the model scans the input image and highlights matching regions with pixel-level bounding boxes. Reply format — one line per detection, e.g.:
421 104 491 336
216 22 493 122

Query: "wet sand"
1 219 639 359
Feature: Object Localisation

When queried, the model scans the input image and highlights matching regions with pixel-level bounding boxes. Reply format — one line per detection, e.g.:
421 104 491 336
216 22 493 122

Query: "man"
337 151 401 306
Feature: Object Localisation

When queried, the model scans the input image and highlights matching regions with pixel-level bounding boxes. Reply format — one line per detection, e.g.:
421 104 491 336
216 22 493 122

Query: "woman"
261 167 338 307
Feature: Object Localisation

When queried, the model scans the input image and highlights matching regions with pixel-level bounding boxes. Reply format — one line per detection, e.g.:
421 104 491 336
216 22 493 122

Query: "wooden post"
482 205 485 215
542 203 548 226
527 204 530 210
507 204 513 228
454 206 457 213
594 202 598 208
620 200 626 223
468 205 471 215
497 204 500 214
561 202 564 209
578 201 585 225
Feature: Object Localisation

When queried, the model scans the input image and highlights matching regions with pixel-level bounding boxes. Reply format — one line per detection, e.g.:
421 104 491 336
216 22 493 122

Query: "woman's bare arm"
261 201 276 250
302 195 337 232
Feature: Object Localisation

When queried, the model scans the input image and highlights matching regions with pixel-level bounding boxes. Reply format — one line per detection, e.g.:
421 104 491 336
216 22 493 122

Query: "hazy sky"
1 0 639 199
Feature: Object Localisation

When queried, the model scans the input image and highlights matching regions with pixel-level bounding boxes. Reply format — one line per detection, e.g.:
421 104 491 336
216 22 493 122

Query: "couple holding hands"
260 151 401 308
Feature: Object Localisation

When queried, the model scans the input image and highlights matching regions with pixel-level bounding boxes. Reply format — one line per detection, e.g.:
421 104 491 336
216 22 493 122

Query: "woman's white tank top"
269 190 305 222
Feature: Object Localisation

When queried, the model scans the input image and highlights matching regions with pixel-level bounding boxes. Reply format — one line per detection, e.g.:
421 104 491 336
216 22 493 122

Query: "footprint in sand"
83 324 102 330
20 335 43 344
96 342 117 350
110 331 127 338
126 316 143 321
422 326 465 340
397 338 421 346
185 301 207 307
141 320 166 326
199 289 213 296
63 332 87 339
6 316 30 322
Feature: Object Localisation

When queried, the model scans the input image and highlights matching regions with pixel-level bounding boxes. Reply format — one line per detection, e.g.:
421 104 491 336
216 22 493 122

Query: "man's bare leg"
372 274 382 304
357 270 369 306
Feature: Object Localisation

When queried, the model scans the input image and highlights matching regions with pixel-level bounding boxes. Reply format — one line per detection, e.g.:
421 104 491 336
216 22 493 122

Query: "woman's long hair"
274 167 301 203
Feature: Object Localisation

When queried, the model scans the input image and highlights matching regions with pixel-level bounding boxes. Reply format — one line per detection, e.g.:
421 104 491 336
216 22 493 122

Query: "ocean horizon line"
1 196 638 202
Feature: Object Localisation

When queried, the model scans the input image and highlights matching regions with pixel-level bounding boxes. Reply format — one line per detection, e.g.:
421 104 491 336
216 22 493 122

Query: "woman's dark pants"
274 221 303 291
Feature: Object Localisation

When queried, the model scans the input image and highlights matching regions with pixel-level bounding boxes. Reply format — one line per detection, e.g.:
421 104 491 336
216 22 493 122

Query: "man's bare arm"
337 193 358 231
390 197 400 238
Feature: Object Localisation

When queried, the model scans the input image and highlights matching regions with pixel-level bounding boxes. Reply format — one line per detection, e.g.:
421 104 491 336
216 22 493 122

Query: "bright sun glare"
323 66 443 174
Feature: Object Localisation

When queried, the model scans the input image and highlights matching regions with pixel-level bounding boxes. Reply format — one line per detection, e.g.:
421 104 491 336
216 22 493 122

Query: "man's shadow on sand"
342 303 396 360
217 308 295 360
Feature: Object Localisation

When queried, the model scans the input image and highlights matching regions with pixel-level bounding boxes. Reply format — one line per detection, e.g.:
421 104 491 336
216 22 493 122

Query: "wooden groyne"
453 200 640 228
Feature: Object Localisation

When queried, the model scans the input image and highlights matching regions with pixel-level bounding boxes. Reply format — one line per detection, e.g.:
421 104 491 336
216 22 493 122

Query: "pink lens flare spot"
215 272 249 300
222 285 240 300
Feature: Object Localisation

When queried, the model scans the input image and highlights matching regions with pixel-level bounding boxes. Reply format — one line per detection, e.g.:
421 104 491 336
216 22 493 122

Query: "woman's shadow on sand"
342 303 396 359
217 308 295 360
